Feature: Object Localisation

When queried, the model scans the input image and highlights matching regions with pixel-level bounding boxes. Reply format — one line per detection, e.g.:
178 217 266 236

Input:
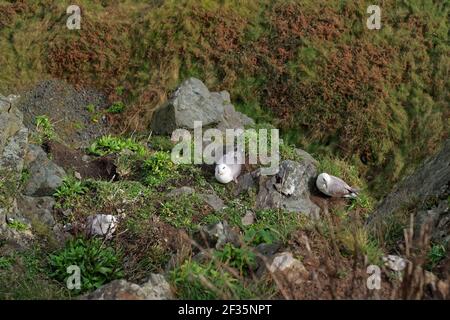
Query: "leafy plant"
427 244 446 270
7 220 29 231
35 115 56 142
48 238 123 294
159 193 203 229
53 176 90 210
85 104 96 113
20 168 31 185
0 256 13 269
87 135 147 156
214 243 257 274
148 135 174 152
244 226 278 246
107 101 125 114
54 176 89 200
143 151 176 186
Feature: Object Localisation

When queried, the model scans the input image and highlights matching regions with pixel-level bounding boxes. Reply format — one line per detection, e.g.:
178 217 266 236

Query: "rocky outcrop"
150 78 254 134
83 274 174 300
0 94 28 174
22 144 66 197
368 139 450 244
1 93 66 250
236 159 320 218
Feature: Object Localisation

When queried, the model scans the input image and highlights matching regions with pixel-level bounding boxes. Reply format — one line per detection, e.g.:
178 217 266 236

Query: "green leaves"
35 115 56 143
143 151 176 186
106 101 126 114
87 135 147 157
48 238 123 294
214 243 257 274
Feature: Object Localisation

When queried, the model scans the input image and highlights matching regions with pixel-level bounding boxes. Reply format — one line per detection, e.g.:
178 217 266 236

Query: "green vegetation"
48 238 123 294
87 135 147 156
170 260 258 300
143 151 176 186
54 176 89 208
107 101 126 114
85 104 96 113
7 219 28 231
426 244 446 270
1 0 447 197
34 115 56 143
214 243 257 274
0 248 69 300
148 135 174 152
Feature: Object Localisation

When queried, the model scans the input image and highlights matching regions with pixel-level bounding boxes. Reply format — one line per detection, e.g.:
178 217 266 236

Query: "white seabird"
316 172 359 198
214 149 243 184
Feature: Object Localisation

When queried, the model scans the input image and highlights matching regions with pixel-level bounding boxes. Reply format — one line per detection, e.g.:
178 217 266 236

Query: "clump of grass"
7 220 29 231
0 247 69 300
35 115 56 143
148 135 174 152
214 243 257 275
159 193 206 230
54 176 89 209
85 104 96 113
170 260 256 300
338 226 383 265
107 101 126 114
143 151 176 186
87 135 147 156
48 238 124 294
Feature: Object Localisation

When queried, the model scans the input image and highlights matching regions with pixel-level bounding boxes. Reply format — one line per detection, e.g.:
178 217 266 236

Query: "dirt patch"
44 141 116 181
17 79 112 148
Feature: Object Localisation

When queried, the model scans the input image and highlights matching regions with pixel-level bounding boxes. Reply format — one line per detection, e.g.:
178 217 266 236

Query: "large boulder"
237 159 320 218
150 78 253 134
22 144 66 197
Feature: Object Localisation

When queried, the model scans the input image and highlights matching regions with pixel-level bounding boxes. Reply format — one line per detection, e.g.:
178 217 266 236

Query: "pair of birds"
214 150 359 199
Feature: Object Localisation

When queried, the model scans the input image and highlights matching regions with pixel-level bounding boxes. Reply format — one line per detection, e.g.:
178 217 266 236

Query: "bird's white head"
215 164 233 184
316 173 331 192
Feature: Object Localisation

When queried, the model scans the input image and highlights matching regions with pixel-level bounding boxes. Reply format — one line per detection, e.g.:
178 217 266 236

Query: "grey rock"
293 148 319 167
151 78 254 134
0 127 28 173
140 273 174 300
167 186 195 197
241 210 256 226
0 94 23 154
23 144 66 196
200 221 240 249
234 169 260 196
255 242 281 257
0 94 28 174
266 252 308 285
83 274 173 300
256 160 320 218
216 101 255 132
201 193 225 212
17 195 56 227
151 78 225 134
82 280 148 300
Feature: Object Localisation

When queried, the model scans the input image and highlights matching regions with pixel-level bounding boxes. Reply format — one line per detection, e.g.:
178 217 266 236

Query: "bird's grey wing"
327 178 353 197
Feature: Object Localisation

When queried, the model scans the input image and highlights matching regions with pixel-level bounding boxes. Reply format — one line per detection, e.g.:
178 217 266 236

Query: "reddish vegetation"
45 14 131 96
